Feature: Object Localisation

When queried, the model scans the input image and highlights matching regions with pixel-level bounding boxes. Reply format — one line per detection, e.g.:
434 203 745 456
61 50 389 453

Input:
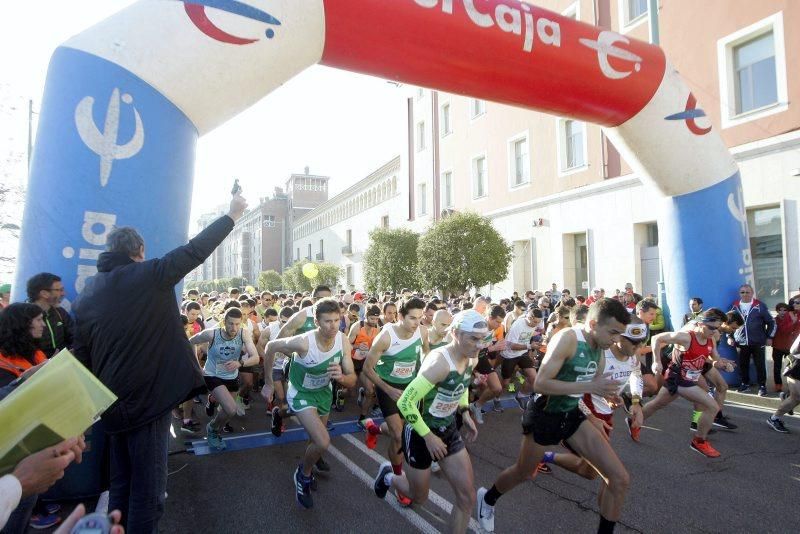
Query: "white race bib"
685 369 701 382
302 372 330 390
390 361 417 380
428 391 461 418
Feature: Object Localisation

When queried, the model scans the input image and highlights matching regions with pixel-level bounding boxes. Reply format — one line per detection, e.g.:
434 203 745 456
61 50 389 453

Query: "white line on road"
327 444 441 534
340 433 484 533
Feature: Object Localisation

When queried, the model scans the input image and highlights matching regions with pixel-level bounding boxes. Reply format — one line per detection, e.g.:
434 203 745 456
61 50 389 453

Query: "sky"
0 1 406 279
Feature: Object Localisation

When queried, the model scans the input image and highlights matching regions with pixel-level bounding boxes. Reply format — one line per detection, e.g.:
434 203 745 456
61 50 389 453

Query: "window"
626 0 647 23
381 215 390 228
718 13 787 128
746 207 784 309
416 121 426 151
346 229 352 248
646 223 659 247
263 215 275 228
557 119 587 173
416 87 424 100
346 265 354 286
307 243 311 260
734 33 777 115
440 103 452 136
470 99 485 119
417 183 428 216
472 156 488 199
442 171 454 208
296 247 300 262
319 239 324 261
508 133 530 187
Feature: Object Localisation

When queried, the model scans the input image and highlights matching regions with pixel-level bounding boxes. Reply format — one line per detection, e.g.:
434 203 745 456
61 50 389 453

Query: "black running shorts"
402 422 465 470
521 395 585 445
500 354 535 380
204 376 239 392
376 381 407 418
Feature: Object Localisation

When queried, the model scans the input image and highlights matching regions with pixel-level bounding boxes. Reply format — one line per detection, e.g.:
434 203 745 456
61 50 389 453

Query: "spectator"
26 273 74 359
682 297 704 326
624 282 643 303
585 288 601 306
72 193 246 532
772 302 798 394
0 285 10 310
731 284 776 396
0 303 48 387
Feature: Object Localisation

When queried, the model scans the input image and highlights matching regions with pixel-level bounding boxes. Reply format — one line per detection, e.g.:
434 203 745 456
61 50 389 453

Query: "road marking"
327 444 441 534
340 433 484 533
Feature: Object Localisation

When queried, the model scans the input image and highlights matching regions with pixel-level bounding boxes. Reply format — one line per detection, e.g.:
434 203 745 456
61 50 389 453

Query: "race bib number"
302 372 330 390
390 361 417 380
428 392 461 419
685 369 701 382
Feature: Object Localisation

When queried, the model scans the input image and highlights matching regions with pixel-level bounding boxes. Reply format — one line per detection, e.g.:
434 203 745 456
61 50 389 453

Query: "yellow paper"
0 349 117 475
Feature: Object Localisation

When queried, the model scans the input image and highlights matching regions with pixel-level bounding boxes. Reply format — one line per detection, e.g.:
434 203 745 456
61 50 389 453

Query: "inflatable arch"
16 0 751 322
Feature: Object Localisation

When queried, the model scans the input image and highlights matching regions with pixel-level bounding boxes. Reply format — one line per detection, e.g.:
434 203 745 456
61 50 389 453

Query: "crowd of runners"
171 282 800 533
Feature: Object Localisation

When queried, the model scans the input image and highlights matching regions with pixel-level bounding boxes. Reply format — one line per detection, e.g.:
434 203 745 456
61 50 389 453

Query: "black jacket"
72 215 234 433
37 305 74 358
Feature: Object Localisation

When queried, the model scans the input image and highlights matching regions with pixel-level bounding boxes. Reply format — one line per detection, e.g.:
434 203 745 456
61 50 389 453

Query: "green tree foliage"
258 270 283 291
417 212 512 295
281 261 342 292
363 228 420 293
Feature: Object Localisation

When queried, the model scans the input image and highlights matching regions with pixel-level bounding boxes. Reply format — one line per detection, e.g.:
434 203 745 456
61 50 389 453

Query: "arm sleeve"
0 474 22 530
397 374 436 438
152 215 235 289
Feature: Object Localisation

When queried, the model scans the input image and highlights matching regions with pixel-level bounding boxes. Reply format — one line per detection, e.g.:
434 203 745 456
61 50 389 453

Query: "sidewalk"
725 390 782 410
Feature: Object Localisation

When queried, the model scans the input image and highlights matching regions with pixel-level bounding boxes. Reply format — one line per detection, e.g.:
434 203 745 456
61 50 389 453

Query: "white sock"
384 473 394 486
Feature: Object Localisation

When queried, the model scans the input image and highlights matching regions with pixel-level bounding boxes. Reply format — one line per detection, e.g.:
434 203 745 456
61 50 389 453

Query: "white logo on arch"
579 31 642 79
75 88 144 187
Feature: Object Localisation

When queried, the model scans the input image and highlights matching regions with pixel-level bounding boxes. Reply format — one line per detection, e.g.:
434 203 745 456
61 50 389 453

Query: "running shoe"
235 395 246 416
736 383 751 393
690 437 721 458
396 490 412 507
357 387 365 407
44 503 61 515
370 405 382 418
712 414 738 430
335 389 346 412
364 418 381 449
469 402 485 424
294 465 314 509
206 423 227 450
29 514 61 530
205 398 217 417
271 406 283 437
766 416 789 433
222 423 234 433
476 487 495 532
514 393 530 411
430 461 440 473
180 420 201 434
625 417 640 442
242 394 251 409
758 386 767 397
315 457 331 472
537 463 552 474
326 419 335 431
491 399 504 413
373 462 393 499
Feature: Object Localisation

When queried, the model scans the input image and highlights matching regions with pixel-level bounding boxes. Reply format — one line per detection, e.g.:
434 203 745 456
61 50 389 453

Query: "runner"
499 304 543 410
476 298 630 533
428 309 453 350
278 286 333 338
260 297 356 508
362 297 430 507
267 307 294 429
634 308 729 457
349 304 382 424
381 301 398 326
373 309 482 534
634 300 661 397
503 299 526 333
189 307 259 450
766 333 800 433
470 305 506 422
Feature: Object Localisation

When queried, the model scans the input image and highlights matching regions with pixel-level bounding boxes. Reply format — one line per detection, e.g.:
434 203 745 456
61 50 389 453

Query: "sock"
715 410 723 419
384 472 394 487
542 451 556 464
484 485 503 506
598 515 616 534
692 411 701 424
392 463 403 476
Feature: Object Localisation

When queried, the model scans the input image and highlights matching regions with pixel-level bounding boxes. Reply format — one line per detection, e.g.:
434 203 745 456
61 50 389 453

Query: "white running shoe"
476 487 495 532
469 402 485 424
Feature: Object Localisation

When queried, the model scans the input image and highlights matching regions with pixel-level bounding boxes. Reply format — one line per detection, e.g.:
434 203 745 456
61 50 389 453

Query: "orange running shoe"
396 490 413 507
625 417 640 443
364 418 381 450
690 437 721 458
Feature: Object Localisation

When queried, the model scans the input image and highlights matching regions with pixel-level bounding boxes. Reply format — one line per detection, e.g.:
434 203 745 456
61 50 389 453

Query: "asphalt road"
149 392 800 534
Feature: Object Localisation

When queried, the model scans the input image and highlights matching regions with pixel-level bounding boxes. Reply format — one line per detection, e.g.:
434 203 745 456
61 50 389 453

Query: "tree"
363 228 419 293
281 261 342 292
258 270 283 291
417 211 512 295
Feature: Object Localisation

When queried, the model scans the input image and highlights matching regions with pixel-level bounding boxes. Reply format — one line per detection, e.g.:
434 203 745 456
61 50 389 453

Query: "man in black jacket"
72 192 246 533
26 272 74 358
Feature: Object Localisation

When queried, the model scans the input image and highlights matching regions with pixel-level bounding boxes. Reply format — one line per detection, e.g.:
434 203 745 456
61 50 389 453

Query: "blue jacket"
730 298 776 347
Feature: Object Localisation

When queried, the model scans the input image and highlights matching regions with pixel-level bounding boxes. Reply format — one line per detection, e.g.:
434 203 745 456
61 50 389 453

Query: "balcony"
341 245 353 256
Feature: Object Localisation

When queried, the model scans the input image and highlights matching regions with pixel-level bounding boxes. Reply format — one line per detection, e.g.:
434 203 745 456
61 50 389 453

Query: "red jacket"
773 312 799 351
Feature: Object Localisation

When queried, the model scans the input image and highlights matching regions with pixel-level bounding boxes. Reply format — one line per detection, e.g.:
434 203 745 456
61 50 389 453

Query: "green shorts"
287 383 332 416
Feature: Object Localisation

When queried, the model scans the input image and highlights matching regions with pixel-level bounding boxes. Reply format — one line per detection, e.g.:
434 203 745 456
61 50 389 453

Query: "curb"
725 390 781 410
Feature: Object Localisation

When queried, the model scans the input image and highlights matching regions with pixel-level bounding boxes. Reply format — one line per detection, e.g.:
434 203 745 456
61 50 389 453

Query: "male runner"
189 308 259 450
428 309 453 350
260 298 355 508
767 333 800 433
503 299 526 333
634 300 661 396
349 304 382 424
362 297 430 506
374 310 482 534
500 304 543 409
635 308 729 457
476 298 630 533
470 305 507 423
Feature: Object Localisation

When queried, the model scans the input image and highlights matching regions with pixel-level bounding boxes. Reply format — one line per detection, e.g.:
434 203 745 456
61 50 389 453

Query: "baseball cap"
450 310 489 334
622 323 648 341
354 292 364 301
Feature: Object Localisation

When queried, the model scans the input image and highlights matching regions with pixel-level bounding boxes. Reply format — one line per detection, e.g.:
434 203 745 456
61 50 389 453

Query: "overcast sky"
0 1 406 249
